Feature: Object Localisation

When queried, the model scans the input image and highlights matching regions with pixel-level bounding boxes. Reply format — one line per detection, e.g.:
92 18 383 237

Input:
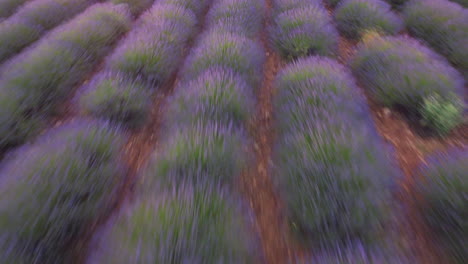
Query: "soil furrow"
239 1 302 263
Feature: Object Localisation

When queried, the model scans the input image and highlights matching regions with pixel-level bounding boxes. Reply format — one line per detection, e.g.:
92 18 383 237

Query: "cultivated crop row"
271 0 339 59
0 0 30 20
0 1 155 262
0 3 131 150
79 0 202 128
87 0 266 262
0 0 94 63
327 0 467 262
268 0 404 262
403 0 467 79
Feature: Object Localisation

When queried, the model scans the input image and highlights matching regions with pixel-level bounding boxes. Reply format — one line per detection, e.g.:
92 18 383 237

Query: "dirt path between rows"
239 1 304 263
335 31 467 263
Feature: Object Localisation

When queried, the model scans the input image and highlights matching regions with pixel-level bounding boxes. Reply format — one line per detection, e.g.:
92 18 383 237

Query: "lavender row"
79 1 205 128
0 0 95 63
88 0 266 262
403 0 468 80
0 3 131 150
0 120 127 263
415 150 467 264
334 0 403 40
111 0 154 16
0 0 30 20
351 33 465 135
273 56 397 252
270 0 339 59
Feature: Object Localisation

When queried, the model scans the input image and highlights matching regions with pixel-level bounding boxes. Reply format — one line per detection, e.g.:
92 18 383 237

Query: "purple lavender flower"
273 56 397 247
335 0 403 39
167 67 255 130
0 3 131 149
403 0 468 79
0 119 127 263
271 4 339 59
206 0 265 38
148 122 250 188
351 33 464 134
416 150 467 264
0 0 30 19
90 182 258 264
182 31 265 86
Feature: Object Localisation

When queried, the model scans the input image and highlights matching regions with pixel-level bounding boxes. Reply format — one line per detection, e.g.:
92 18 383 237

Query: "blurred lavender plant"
272 0 321 13
0 3 131 149
335 0 403 39
270 4 339 59
111 0 154 16
0 0 30 19
416 150 467 264
0 120 126 263
160 0 211 16
403 0 468 80
182 31 265 85
147 123 249 188
449 0 468 7
206 0 265 38
0 0 93 63
80 71 151 128
351 33 465 134
90 182 257 264
167 67 255 130
108 3 196 86
274 56 396 247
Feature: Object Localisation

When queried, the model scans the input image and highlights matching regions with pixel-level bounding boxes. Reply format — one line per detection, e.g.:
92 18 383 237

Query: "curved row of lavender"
0 0 95 63
0 0 30 20
270 0 339 60
272 56 399 258
79 0 201 129
0 3 132 151
415 150 467 264
86 0 263 263
0 119 128 263
334 0 403 40
403 0 468 80
351 32 465 135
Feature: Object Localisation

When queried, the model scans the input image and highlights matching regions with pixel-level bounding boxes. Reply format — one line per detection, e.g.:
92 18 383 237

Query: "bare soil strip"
239 1 303 263
336 33 467 263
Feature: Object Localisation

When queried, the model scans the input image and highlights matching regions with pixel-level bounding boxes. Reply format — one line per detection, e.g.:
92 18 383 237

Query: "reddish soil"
336 34 467 263
239 1 304 263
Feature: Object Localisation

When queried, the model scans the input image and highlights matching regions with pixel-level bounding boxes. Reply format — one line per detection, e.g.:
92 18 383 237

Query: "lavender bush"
416 151 467 264
80 72 151 128
206 0 264 37
0 120 126 263
147 123 248 188
403 0 468 80
111 0 154 16
0 0 93 63
160 0 211 16
274 57 395 247
108 4 196 86
167 67 254 129
273 0 321 13
351 33 464 134
0 0 29 19
449 0 468 7
90 183 256 264
335 0 403 39
182 31 264 86
271 4 339 59
0 3 130 149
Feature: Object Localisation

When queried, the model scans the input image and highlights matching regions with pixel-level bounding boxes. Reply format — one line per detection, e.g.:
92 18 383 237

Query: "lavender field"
0 0 466 263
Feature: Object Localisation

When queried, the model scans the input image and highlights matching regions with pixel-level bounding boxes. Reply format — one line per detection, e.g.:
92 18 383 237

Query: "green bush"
420 93 464 135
